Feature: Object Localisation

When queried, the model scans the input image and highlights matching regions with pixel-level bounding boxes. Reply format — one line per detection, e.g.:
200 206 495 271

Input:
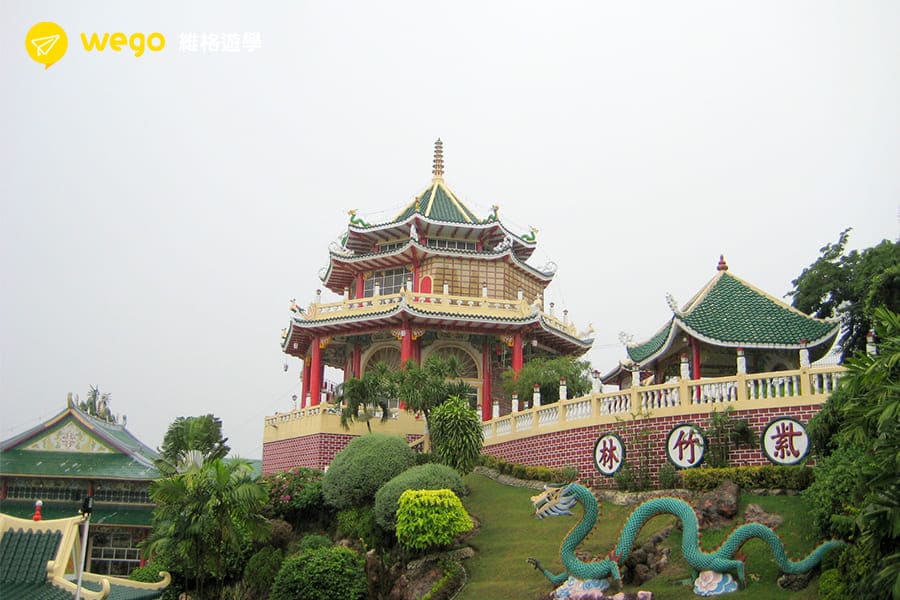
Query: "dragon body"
528 483 843 589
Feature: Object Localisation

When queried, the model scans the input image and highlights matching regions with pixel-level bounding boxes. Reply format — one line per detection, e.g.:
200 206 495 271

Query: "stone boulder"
694 481 740 528
743 503 783 529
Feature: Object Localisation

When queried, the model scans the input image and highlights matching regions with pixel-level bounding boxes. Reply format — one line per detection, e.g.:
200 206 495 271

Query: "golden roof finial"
717 254 729 271
432 138 444 179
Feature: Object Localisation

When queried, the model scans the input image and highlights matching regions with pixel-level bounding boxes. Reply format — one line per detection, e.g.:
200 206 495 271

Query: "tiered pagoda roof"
624 257 839 366
283 140 593 361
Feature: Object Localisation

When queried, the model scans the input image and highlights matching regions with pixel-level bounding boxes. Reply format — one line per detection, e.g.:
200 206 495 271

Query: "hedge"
681 465 814 491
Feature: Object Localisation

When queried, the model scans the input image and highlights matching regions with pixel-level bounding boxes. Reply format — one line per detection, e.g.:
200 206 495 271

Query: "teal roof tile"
627 321 674 363
0 449 160 480
0 528 62 584
681 272 838 346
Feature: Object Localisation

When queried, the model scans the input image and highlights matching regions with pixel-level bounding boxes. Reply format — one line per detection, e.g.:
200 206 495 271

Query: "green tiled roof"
681 272 838 345
393 181 482 224
0 582 73 600
0 450 159 480
626 271 839 364
0 501 153 526
0 528 62 584
628 321 674 363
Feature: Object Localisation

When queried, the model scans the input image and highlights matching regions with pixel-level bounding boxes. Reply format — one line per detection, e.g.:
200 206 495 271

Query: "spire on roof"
432 138 444 180
717 254 728 271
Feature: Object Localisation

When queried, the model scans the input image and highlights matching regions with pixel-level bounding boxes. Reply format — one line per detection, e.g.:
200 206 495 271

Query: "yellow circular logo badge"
25 22 68 69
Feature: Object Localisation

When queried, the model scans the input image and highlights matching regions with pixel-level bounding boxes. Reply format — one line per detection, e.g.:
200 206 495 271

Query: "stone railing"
263 404 427 441
298 290 581 337
482 365 844 442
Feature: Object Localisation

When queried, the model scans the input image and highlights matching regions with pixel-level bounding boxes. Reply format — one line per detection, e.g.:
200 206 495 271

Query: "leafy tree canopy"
158 414 230 473
500 356 592 405
396 354 472 420
788 228 900 358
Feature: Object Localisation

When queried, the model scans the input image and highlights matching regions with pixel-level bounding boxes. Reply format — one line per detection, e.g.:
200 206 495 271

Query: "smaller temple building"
603 256 840 390
0 401 160 577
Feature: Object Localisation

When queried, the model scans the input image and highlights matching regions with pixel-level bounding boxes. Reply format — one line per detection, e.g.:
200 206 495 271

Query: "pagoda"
281 140 594 422
603 256 840 388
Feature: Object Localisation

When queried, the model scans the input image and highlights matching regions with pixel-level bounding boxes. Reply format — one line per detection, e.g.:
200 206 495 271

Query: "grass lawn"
459 474 829 600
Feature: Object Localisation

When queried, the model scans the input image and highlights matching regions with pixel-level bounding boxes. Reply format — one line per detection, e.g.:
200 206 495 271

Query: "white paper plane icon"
31 34 60 56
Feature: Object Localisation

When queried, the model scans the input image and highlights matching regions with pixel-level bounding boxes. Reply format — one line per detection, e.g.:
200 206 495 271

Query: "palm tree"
340 362 396 432
144 457 269 597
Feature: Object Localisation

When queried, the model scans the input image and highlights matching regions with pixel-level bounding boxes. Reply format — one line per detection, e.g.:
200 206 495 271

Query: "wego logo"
80 31 166 57
25 22 166 69
25 22 68 69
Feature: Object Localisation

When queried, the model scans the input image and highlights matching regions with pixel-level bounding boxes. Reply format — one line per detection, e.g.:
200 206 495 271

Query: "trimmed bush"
296 533 332 552
681 465 814 491
128 564 166 583
657 462 680 489
322 433 416 509
429 395 483 474
336 505 380 548
243 546 283 599
269 546 366 600
374 463 466 530
396 489 473 552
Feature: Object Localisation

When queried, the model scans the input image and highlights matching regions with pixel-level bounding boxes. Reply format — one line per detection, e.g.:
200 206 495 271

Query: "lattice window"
364 267 408 296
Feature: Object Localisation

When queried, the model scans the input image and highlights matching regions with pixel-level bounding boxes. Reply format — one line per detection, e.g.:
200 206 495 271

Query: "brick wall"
262 432 424 474
483 405 822 489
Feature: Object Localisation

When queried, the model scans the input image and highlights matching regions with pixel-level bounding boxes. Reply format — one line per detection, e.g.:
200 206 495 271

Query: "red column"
355 274 364 299
400 324 413 367
413 264 420 293
691 336 702 401
512 333 524 378
352 344 362 378
482 339 492 421
301 356 311 407
309 337 322 406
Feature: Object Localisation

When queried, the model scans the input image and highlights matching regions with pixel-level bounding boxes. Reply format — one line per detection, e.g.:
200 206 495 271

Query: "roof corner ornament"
432 138 444 179
487 204 500 222
579 323 595 339
666 293 682 316
522 226 538 242
348 209 370 228
289 298 304 314
410 221 419 242
618 331 634 347
540 261 558 275
496 235 512 252
717 254 729 271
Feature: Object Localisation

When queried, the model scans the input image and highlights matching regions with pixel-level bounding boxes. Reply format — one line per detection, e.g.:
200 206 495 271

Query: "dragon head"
531 484 577 519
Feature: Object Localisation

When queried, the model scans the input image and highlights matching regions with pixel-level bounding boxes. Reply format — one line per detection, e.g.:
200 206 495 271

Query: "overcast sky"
2 1 898 458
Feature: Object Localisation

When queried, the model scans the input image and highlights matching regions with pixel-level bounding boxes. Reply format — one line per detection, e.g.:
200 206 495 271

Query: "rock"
631 564 652 585
388 557 465 600
778 570 815 591
365 549 382 600
743 503 783 529
695 481 740 528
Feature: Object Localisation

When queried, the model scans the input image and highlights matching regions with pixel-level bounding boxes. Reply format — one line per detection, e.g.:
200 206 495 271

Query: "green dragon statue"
527 483 843 590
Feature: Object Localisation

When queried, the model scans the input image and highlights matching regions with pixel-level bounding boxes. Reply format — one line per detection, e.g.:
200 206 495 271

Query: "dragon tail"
718 523 845 574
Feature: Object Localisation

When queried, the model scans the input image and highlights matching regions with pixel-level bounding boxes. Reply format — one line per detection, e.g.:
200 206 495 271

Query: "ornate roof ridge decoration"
0 405 159 470
623 258 840 365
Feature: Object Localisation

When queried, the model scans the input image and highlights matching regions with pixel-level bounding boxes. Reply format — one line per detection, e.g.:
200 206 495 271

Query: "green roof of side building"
0 405 160 481
626 265 839 365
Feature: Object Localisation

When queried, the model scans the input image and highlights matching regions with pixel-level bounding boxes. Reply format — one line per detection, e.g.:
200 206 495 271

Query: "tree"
429 395 484 475
396 355 472 421
158 415 230 473
788 228 900 358
339 362 395 433
144 457 269 598
500 356 592 405
803 308 900 598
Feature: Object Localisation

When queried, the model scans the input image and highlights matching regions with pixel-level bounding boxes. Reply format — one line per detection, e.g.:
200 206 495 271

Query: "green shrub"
817 568 844 600
396 489 473 552
613 462 636 491
264 467 324 523
336 505 380 548
429 395 484 474
512 464 528 479
681 465 814 492
802 444 876 539
374 463 466 531
296 533 332 552
415 452 436 465
243 546 283 599
551 465 579 483
128 564 166 583
657 462 680 489
322 433 416 509
269 546 366 600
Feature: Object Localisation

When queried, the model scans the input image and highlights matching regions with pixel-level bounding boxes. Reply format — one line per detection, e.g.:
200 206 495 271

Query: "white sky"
2 1 898 459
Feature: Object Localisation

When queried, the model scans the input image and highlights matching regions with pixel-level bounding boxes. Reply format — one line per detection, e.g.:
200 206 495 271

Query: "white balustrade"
537 405 559 426
564 399 592 421
495 418 513 436
515 412 534 431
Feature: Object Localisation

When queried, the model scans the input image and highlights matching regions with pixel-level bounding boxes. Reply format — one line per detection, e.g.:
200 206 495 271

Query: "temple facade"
0 402 159 577
264 140 593 473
